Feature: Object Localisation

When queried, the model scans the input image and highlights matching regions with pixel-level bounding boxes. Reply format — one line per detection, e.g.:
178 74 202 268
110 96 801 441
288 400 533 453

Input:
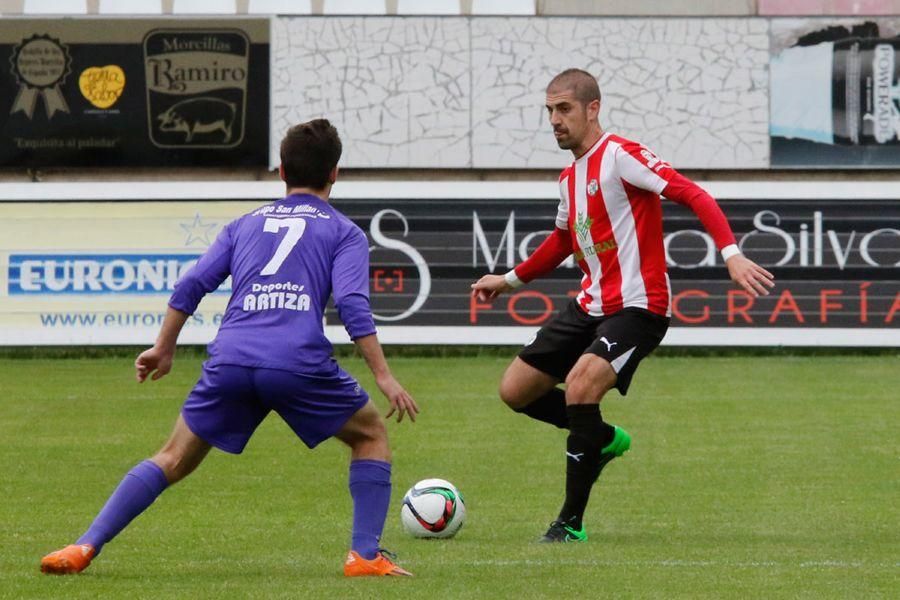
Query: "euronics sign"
0 181 897 346
8 254 204 294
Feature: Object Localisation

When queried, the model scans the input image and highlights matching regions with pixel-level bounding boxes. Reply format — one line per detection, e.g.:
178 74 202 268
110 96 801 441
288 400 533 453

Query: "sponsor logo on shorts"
599 336 617 352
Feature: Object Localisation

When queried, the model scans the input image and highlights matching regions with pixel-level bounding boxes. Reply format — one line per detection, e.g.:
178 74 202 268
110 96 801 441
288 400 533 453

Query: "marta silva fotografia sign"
332 196 900 331
770 18 900 167
0 19 269 167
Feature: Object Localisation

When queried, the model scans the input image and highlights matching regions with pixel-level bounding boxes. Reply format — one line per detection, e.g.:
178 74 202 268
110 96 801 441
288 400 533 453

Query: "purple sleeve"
168 222 233 315
332 226 376 340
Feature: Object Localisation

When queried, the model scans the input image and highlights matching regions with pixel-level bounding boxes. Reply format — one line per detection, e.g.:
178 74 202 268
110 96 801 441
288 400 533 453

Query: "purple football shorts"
181 363 369 453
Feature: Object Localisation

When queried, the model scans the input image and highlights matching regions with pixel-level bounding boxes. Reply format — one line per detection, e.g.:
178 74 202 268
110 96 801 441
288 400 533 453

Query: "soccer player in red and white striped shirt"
471 68 774 543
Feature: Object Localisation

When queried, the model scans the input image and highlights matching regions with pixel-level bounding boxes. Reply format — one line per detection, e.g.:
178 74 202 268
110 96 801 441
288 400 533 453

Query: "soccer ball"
400 478 466 538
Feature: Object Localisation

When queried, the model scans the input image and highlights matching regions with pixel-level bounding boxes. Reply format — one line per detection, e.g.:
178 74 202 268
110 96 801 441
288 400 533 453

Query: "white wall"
272 16 770 169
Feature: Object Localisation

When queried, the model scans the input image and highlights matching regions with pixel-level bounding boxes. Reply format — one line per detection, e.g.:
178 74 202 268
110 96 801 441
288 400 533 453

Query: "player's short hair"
547 68 602 105
280 119 343 190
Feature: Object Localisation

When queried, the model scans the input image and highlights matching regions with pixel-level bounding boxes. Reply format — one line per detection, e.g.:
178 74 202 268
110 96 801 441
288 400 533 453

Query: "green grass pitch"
1 353 897 598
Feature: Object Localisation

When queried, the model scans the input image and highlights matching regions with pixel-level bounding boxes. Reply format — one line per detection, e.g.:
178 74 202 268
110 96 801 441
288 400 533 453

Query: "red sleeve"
662 172 736 251
513 227 572 283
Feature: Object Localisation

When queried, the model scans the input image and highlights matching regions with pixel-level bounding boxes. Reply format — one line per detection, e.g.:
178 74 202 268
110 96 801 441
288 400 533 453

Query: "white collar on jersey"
573 132 611 165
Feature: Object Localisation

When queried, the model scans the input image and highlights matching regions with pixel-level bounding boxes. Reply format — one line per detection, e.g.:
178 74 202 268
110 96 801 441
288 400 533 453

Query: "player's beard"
554 129 576 150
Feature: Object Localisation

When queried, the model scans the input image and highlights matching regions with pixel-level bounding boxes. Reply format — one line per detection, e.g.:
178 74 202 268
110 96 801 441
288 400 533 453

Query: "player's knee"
369 421 391 460
565 361 615 405
498 377 528 409
361 414 388 444
564 377 593 405
340 407 390 453
346 418 391 460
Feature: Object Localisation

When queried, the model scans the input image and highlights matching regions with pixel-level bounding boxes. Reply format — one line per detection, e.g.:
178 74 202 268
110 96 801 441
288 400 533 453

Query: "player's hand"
377 374 419 423
135 346 174 383
470 274 512 303
726 254 775 298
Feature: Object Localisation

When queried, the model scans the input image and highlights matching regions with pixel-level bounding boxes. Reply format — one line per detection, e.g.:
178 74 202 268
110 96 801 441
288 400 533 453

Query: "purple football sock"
76 460 169 555
348 459 392 560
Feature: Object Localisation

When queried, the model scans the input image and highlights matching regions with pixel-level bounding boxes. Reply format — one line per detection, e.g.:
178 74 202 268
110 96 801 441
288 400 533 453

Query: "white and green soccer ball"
400 478 466 538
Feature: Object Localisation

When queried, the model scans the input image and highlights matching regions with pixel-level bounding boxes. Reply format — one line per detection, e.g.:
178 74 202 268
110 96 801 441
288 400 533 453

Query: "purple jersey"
169 193 375 375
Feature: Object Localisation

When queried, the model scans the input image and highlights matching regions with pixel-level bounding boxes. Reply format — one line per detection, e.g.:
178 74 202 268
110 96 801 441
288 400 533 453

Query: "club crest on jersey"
587 179 599 196
574 212 593 241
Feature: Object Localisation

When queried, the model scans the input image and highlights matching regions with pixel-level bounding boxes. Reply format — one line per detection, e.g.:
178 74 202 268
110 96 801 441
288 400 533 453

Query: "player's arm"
135 223 234 382
333 228 418 422
615 143 775 297
135 307 189 382
471 227 572 302
471 175 573 302
353 334 418 423
661 173 774 297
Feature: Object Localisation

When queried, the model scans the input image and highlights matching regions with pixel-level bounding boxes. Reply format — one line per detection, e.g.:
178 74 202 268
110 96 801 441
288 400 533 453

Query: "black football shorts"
518 299 669 395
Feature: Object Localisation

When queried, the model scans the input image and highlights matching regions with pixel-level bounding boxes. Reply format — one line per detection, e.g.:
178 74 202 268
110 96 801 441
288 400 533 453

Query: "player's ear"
587 99 600 120
278 163 286 182
329 166 339 185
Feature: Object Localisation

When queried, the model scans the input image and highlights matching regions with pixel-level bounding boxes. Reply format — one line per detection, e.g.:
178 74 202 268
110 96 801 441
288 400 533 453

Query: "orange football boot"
343 550 413 577
40 544 95 574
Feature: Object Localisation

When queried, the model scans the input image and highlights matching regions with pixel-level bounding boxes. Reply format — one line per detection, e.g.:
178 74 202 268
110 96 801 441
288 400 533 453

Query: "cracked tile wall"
273 17 770 168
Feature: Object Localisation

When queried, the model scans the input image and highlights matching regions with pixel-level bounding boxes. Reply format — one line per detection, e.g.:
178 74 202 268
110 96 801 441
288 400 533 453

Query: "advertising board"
1 181 896 346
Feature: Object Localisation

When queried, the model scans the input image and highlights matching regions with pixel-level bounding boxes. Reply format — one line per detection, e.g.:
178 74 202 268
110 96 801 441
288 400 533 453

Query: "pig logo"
144 29 250 148
157 97 236 143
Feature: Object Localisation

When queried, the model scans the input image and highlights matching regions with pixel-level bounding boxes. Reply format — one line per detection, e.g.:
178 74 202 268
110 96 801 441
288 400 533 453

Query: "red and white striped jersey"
556 133 677 317
508 132 737 317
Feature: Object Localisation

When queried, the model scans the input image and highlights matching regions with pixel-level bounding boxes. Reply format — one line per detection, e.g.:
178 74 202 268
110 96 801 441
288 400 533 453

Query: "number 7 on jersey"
260 217 307 275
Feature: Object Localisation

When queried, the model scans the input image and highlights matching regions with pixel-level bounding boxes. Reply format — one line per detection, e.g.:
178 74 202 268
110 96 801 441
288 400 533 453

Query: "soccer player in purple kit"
40 119 418 577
